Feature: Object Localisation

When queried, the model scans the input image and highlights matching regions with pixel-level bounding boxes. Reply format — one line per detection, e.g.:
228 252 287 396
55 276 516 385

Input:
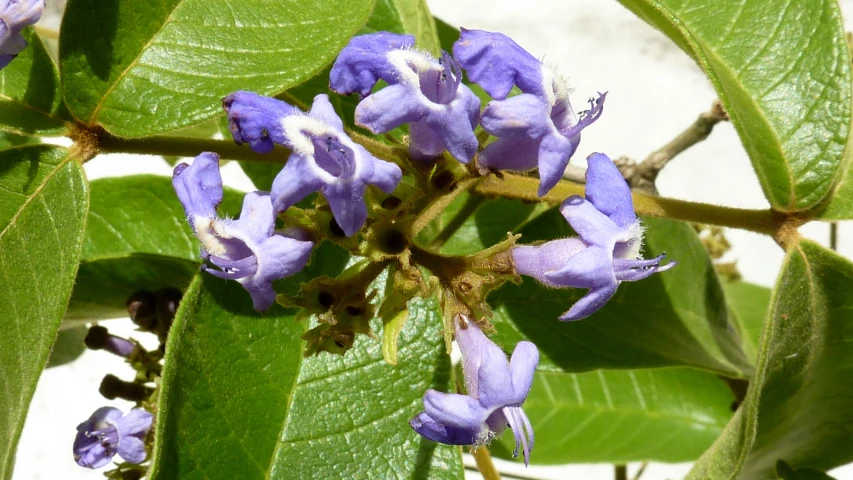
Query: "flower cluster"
0 0 44 69
160 28 675 468
512 152 675 320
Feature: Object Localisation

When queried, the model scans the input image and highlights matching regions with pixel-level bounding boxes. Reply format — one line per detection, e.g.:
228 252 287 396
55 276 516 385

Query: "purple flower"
225 92 402 237
411 317 538 465
73 407 153 469
453 29 605 196
511 153 675 321
0 0 43 69
330 32 480 163
173 152 314 311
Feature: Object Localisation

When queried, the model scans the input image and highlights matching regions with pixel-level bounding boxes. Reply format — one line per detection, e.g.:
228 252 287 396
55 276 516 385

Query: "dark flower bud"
98 375 151 402
126 291 157 331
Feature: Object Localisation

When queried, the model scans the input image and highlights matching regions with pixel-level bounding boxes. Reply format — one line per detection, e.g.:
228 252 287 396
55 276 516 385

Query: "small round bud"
379 228 407 254
84 326 110 350
380 196 402 210
126 291 157 330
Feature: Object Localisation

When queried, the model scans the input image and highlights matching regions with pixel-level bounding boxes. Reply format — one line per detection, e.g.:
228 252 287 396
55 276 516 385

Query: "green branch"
472 173 779 236
96 131 291 164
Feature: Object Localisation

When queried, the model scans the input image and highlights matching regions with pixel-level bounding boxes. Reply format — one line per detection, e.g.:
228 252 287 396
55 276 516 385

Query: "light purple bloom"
224 91 402 237
73 407 153 469
453 29 605 196
511 153 675 321
330 32 480 163
173 152 314 311
0 0 43 69
411 317 538 465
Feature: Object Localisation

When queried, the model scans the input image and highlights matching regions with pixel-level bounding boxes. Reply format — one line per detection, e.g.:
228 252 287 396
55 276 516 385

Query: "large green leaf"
59 0 374 137
617 0 851 212
0 145 88 478
363 0 440 54
724 280 771 363
492 367 733 464
490 212 752 376
688 240 853 479
0 29 68 135
65 175 242 322
150 253 462 479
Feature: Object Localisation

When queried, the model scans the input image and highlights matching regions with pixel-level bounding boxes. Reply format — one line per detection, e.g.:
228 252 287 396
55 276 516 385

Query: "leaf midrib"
0 148 71 240
86 2 186 125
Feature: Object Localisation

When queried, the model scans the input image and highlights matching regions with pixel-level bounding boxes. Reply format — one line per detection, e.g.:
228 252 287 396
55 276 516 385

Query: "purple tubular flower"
173 152 314 311
330 33 481 163
73 407 153 469
0 0 43 69
410 317 538 465
511 153 675 321
453 29 605 196
223 91 301 154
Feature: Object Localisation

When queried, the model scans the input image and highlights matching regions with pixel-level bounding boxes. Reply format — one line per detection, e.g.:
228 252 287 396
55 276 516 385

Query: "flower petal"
172 152 223 220
584 152 636 229
354 83 428 134
559 282 620 321
270 153 327 215
558 195 623 246
323 181 368 237
116 436 147 464
409 412 479 445
479 136 542 172
480 93 551 138
308 93 344 131
222 91 299 153
509 341 539 401
329 32 416 97
114 409 153 437
423 389 488 431
452 29 545 98
537 132 578 196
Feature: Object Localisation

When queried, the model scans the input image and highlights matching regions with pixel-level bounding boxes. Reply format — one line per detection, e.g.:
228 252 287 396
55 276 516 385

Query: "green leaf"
363 0 441 54
617 0 852 212
0 145 88 478
65 175 242 322
46 325 88 368
724 280 771 363
0 29 68 135
688 240 853 478
59 0 375 137
150 252 462 479
490 212 753 376
777 461 839 480
492 367 733 464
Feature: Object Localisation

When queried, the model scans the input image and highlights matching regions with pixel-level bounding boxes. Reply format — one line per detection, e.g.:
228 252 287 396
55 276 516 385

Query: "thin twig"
95 130 290 164
631 463 648 480
619 100 728 193
830 222 838 251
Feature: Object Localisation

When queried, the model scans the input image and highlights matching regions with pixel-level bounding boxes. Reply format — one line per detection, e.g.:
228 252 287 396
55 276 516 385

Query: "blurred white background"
13 1 853 479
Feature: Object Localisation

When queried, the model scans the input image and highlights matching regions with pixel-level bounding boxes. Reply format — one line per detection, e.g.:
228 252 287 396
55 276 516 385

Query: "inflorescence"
62 28 674 470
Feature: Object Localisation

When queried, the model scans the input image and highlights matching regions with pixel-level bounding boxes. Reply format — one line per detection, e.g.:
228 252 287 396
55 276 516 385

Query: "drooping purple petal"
423 390 487 431
172 152 223 220
584 152 636 229
409 412 479 445
223 91 300 153
558 283 620 321
0 0 43 69
508 341 539 400
329 32 416 97
453 29 545 98
479 136 542 172
536 132 579 196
